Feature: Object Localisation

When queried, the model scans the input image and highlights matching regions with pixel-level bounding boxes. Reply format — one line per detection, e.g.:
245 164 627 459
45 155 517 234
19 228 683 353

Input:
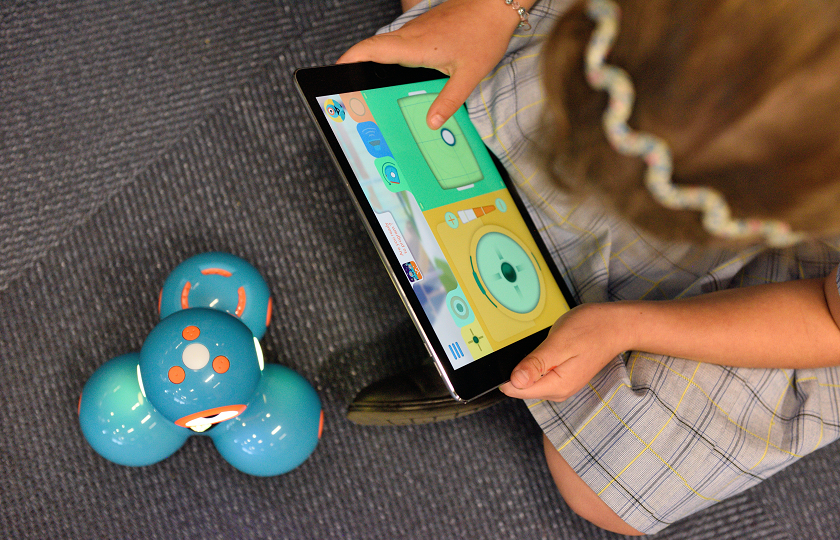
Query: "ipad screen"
316 79 570 370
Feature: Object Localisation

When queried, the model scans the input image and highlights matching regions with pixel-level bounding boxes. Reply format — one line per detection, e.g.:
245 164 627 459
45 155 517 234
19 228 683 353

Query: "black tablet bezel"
294 62 576 401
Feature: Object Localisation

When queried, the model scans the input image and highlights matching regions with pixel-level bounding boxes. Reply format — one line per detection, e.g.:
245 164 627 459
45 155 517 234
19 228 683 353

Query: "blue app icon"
357 121 391 158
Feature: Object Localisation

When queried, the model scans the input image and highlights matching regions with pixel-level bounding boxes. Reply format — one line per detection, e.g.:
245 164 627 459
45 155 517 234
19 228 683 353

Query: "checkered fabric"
385 0 840 533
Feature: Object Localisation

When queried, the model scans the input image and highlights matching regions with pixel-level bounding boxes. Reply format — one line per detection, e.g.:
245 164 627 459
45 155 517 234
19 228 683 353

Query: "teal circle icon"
474 231 540 314
375 157 407 192
383 164 399 183
445 287 474 327
451 296 469 320
444 212 459 229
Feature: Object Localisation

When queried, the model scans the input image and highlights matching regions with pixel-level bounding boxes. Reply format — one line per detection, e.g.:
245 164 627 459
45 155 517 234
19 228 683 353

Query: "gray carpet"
2 1 838 538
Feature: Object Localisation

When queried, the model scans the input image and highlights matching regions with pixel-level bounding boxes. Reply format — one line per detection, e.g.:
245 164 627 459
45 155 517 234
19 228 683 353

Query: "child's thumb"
509 354 549 390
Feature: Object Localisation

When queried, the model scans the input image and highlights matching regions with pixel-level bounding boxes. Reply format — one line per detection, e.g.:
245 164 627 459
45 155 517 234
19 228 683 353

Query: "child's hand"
500 304 630 402
502 271 840 402
337 0 529 129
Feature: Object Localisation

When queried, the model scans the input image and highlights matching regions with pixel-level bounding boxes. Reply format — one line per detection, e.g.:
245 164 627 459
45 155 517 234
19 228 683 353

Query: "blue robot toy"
79 253 323 476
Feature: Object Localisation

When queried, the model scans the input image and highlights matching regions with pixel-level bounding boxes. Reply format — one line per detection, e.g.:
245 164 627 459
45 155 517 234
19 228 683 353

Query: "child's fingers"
336 34 392 65
337 34 422 67
426 71 479 129
338 35 479 131
500 352 597 402
500 304 626 402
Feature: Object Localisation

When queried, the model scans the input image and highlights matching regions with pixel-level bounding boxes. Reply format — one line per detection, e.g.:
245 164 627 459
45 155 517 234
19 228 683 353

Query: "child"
340 0 840 535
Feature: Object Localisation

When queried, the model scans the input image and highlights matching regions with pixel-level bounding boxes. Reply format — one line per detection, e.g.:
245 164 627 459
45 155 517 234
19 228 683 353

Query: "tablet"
295 62 575 401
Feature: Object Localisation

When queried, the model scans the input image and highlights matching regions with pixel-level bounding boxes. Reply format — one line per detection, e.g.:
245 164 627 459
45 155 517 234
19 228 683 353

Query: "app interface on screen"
318 80 569 369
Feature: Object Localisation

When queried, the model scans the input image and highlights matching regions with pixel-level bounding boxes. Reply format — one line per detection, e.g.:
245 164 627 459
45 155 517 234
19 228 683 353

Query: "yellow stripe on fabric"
479 51 543 88
587 369 721 503
609 237 640 259
552 356 680 456
615 248 709 300
598 363 702 496
567 242 612 271
611 256 669 294
515 175 613 271
609 241 697 299
639 355 804 459
480 114 529 185
523 191 612 258
476 52 542 132
536 356 824 459
711 369 823 498
555 383 627 452
480 99 545 142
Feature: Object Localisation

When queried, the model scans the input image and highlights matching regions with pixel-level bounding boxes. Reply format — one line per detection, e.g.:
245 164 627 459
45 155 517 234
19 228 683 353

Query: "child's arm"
500 265 840 402
337 0 536 129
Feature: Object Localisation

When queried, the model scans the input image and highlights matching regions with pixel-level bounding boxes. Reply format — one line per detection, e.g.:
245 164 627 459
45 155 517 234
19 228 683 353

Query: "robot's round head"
159 252 272 340
139 308 263 432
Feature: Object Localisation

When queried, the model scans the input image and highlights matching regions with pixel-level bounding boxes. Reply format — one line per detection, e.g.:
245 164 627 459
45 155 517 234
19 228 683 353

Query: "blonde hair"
540 0 840 244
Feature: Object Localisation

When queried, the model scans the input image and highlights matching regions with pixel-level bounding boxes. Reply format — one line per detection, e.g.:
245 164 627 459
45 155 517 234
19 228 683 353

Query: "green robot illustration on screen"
398 93 483 190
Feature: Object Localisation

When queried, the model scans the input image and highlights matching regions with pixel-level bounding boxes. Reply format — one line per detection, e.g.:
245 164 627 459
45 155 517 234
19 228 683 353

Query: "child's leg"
542 435 644 536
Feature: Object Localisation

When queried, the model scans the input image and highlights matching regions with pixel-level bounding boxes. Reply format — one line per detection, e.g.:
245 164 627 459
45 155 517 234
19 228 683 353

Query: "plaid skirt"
384 1 840 533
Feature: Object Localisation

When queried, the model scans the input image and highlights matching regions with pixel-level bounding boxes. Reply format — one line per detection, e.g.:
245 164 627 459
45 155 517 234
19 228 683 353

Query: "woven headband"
584 0 804 247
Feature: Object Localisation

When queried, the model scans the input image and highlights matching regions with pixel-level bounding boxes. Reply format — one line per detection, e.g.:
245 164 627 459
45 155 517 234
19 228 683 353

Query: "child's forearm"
614 274 840 369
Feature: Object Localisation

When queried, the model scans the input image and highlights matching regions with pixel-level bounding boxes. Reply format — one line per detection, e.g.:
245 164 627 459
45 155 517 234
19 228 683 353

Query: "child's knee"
542 435 644 536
